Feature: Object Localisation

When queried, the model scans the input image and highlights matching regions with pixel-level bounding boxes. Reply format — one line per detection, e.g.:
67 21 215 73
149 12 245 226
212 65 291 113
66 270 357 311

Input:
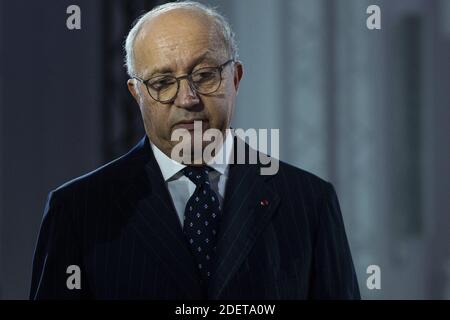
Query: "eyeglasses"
133 59 234 104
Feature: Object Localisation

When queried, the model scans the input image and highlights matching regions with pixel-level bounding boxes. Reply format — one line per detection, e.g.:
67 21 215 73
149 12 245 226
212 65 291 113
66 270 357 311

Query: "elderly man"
30 1 360 299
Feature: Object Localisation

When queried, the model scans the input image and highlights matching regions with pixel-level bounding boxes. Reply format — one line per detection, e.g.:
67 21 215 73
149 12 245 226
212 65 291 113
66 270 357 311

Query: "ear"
127 79 141 104
233 61 244 92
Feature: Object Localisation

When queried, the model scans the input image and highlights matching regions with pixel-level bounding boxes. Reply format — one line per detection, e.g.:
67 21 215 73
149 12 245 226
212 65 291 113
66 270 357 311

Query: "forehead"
134 9 227 76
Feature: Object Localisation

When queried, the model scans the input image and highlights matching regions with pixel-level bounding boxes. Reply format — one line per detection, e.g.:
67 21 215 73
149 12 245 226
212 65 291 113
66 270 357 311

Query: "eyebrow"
144 52 220 79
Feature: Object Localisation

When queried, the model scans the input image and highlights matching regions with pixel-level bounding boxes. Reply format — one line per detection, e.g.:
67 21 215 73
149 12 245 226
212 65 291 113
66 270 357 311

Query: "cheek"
140 101 172 136
206 98 233 127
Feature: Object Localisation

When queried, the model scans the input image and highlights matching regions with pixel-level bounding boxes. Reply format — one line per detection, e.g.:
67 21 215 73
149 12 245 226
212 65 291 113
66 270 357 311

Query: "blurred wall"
201 0 450 299
0 0 103 298
1 0 449 299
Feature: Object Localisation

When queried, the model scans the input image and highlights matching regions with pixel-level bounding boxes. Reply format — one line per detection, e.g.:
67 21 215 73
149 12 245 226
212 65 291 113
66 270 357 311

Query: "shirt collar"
150 129 234 182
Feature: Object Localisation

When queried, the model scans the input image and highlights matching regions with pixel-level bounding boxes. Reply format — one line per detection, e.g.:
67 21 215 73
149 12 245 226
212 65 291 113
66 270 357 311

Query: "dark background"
0 0 449 299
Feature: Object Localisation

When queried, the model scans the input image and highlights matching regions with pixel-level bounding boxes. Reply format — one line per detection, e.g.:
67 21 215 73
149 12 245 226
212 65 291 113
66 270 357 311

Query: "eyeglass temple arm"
132 76 145 83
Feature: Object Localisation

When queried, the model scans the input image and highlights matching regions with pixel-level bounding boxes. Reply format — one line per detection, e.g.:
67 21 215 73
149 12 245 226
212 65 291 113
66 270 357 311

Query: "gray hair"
124 1 239 77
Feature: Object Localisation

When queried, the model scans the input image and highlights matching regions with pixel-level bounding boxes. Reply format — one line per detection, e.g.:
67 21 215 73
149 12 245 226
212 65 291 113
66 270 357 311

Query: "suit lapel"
209 139 281 299
114 136 203 298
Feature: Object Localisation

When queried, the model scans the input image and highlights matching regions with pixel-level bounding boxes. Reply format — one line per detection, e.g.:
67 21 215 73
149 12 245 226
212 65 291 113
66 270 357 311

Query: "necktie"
182 166 222 285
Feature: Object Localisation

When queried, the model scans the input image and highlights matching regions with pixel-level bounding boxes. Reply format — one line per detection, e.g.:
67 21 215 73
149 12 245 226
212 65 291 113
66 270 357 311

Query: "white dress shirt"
150 130 234 229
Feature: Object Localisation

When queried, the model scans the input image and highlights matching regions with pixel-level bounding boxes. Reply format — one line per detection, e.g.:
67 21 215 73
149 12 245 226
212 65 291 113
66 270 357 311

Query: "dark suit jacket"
30 135 360 299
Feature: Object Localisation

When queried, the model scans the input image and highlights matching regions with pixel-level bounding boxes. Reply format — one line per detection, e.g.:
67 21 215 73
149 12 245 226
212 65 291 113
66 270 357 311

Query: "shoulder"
266 158 342 235
237 137 332 197
277 159 329 186
49 137 149 203
266 157 333 200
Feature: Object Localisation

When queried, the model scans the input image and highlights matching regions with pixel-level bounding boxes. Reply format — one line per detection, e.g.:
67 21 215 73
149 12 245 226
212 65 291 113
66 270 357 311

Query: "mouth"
172 119 210 131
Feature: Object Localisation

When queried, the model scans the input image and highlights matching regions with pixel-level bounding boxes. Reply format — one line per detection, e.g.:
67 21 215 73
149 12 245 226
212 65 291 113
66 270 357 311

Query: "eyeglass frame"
133 59 235 104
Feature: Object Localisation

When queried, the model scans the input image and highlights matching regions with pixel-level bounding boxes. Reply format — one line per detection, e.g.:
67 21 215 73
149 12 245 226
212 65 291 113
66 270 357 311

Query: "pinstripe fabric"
29 135 360 300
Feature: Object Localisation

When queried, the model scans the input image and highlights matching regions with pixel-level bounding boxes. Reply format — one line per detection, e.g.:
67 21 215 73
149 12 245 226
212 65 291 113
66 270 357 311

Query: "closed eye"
148 77 176 90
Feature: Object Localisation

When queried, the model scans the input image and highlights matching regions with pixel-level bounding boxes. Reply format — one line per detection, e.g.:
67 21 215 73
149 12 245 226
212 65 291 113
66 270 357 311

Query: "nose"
174 78 200 109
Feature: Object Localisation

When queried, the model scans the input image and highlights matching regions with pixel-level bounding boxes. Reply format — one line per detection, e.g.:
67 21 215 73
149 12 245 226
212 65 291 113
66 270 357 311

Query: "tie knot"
183 166 211 187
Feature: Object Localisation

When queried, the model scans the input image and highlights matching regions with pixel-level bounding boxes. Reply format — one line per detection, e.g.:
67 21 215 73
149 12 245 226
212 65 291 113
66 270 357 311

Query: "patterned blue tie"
182 166 221 284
